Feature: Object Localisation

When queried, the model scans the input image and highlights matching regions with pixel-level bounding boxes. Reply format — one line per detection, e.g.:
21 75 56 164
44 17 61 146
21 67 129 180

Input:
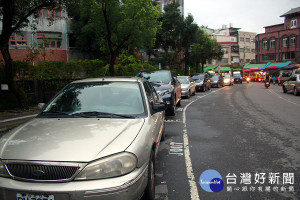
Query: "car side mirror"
38 103 45 111
152 102 167 113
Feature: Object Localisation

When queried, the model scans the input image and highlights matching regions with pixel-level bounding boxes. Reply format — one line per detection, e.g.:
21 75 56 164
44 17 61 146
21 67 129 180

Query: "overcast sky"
184 0 300 34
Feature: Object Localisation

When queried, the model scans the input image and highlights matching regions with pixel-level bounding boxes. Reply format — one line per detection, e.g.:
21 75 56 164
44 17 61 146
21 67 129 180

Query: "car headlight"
224 79 230 83
182 87 188 91
0 161 10 178
75 152 137 180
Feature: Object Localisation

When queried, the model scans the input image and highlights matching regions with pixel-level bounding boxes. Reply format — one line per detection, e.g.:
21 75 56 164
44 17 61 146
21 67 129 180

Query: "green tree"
191 29 224 72
0 0 78 108
156 2 184 70
180 14 198 75
69 0 161 76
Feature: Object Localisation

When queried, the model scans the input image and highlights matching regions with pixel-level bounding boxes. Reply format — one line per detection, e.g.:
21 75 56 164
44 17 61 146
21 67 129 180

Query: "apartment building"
203 24 257 67
155 0 184 15
255 7 300 63
0 8 73 64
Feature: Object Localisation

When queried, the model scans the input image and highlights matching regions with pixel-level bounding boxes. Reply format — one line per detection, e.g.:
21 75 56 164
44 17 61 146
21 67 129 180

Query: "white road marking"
0 114 37 123
182 88 225 200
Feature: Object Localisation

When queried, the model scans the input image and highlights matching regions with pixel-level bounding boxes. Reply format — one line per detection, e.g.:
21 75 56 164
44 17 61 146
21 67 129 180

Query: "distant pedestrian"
272 75 276 85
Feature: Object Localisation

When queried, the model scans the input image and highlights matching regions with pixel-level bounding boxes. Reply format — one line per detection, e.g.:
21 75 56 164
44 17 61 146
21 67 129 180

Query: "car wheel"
176 97 181 106
187 90 191 99
283 86 287 93
192 89 196 95
294 87 300 96
160 122 165 141
168 96 176 116
144 151 155 200
202 85 206 92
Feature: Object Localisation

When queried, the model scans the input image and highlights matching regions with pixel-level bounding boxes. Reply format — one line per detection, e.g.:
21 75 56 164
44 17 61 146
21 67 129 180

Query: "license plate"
16 193 54 200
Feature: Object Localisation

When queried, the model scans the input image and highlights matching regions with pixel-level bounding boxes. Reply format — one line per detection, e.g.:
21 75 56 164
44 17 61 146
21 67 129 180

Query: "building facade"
0 8 73 65
203 24 256 67
255 7 300 63
155 0 184 15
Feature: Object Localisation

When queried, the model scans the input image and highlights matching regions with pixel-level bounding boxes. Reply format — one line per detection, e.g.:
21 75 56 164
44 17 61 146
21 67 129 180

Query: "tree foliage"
0 0 78 108
191 29 224 72
69 0 161 75
156 2 184 70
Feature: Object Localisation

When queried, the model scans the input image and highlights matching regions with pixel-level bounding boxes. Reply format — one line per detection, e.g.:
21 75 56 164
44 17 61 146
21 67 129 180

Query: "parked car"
282 74 300 96
0 77 167 200
177 76 196 98
191 73 211 92
136 70 181 116
210 75 224 88
278 70 292 85
223 74 234 86
233 73 242 84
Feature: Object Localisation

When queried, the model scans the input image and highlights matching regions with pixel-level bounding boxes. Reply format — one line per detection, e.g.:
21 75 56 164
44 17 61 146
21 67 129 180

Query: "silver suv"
0 77 166 200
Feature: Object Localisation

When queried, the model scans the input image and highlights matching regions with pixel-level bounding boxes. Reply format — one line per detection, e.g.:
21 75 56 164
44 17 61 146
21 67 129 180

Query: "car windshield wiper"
41 111 71 116
71 111 136 119
41 111 90 118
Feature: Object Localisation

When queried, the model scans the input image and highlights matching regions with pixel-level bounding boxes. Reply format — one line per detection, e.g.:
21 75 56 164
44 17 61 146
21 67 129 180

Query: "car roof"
72 77 145 83
139 69 171 73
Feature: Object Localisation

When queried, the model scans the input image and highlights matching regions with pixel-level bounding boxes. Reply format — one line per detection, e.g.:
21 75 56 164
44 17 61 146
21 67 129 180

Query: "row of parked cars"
0 69 243 200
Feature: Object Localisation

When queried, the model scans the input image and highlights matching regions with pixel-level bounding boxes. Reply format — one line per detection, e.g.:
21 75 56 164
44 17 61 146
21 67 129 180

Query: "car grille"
6 163 81 181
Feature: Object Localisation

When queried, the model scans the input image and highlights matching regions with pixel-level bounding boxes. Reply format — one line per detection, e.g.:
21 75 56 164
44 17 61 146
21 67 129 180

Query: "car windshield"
41 82 145 118
224 74 231 78
191 74 204 80
136 71 171 84
178 77 189 84
211 75 219 81
233 74 241 78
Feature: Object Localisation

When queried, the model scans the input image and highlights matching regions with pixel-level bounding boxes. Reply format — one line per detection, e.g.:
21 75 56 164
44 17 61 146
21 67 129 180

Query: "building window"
270 40 275 48
240 37 244 42
246 38 250 42
283 38 288 47
9 32 27 46
282 52 295 60
231 46 239 52
251 49 255 53
240 48 244 52
246 47 250 53
291 19 297 28
37 32 62 49
290 37 296 46
223 47 229 54
39 8 61 19
263 41 268 49
262 54 276 61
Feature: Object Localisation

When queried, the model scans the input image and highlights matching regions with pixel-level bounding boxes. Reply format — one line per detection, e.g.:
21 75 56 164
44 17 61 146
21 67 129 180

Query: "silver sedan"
0 77 166 200
282 74 300 96
178 76 196 98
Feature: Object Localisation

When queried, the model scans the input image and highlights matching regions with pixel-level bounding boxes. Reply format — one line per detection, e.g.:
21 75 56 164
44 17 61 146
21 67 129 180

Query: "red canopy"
265 66 279 70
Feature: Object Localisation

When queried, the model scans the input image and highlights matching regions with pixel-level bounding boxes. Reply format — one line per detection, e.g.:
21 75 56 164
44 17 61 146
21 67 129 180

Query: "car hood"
181 84 189 88
0 118 144 162
150 82 171 91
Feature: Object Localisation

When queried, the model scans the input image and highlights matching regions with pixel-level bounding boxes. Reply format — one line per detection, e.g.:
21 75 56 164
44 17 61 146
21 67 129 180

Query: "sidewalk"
0 106 39 134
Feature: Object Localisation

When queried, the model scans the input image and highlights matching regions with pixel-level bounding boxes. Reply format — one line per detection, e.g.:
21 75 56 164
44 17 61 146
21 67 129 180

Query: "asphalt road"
155 82 300 200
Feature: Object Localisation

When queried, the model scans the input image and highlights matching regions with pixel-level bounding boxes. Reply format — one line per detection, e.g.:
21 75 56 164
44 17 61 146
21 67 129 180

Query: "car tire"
294 87 300 96
143 151 155 200
176 97 181 106
168 96 176 116
283 86 287 93
160 122 165 141
202 85 206 92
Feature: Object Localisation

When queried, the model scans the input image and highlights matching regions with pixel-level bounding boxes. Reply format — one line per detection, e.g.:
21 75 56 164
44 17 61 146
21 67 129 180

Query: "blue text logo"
199 169 224 192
